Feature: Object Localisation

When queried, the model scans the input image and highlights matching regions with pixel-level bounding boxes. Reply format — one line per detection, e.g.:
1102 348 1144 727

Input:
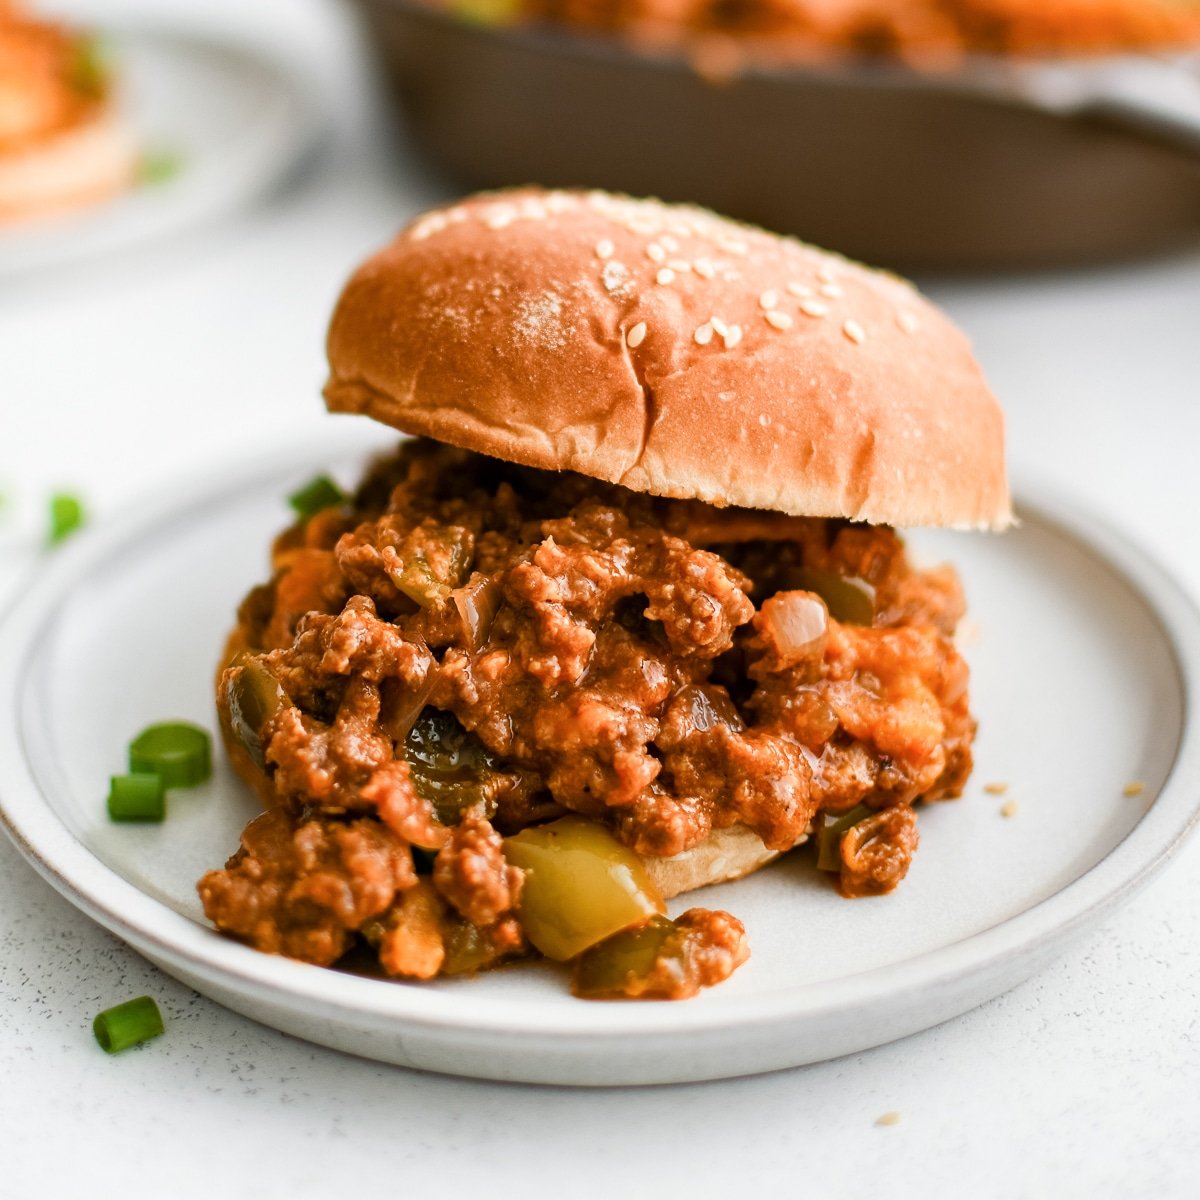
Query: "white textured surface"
2 0 1200 1194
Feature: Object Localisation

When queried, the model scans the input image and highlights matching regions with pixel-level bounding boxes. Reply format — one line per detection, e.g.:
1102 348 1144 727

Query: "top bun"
325 188 1011 530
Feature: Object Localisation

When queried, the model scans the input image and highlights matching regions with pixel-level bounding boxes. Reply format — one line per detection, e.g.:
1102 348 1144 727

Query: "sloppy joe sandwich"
199 188 1010 1000
0 2 136 222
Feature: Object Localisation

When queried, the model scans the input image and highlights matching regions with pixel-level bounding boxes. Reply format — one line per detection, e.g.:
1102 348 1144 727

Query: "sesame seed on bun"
325 188 1011 531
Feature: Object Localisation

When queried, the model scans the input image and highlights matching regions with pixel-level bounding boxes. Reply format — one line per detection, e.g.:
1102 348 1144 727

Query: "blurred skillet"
350 0 1200 270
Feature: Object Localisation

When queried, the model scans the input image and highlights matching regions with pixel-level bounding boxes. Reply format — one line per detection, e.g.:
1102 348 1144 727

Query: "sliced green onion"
129 722 211 788
69 35 109 96
287 475 345 520
93 996 164 1054
107 773 165 822
137 149 184 186
815 803 875 872
48 493 85 544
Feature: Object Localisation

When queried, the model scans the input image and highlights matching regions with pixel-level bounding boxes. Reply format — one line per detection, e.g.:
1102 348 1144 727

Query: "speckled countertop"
2 2 1199 1197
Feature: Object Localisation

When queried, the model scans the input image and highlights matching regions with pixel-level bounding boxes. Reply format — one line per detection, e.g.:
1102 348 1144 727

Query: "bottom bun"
0 105 137 222
641 824 804 899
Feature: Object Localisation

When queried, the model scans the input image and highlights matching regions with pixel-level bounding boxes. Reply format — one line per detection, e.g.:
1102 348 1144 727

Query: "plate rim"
1 437 1198 1045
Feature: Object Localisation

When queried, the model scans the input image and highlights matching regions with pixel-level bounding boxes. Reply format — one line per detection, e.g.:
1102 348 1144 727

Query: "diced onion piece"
452 575 501 650
381 671 437 744
378 641 435 743
759 590 829 665
676 684 745 735
791 568 875 625
503 817 665 961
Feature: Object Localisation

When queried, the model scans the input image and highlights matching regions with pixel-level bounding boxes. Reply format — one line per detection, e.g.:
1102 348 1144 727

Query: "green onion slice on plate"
93 997 164 1054
128 722 211 788
107 772 165 822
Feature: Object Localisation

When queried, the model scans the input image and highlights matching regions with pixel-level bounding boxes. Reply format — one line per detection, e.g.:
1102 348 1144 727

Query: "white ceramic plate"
0 25 320 278
1 441 1198 1086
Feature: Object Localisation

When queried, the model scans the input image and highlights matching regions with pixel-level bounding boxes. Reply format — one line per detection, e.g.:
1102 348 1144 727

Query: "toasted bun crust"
325 188 1011 530
0 104 136 222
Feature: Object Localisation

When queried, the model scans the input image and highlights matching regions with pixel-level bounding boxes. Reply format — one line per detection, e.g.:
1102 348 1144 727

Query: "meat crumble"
199 439 975 997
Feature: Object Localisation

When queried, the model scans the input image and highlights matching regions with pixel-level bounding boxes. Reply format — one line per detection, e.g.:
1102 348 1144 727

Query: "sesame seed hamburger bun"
318 187 1004 901
325 188 1012 532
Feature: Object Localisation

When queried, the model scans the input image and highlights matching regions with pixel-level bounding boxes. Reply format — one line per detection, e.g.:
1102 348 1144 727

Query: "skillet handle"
1007 54 1200 158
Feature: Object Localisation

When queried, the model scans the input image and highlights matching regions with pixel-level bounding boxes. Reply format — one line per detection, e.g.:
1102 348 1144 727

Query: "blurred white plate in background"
0 26 321 278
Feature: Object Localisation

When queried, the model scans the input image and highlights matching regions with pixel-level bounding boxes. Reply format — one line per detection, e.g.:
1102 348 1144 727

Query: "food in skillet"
198 188 1011 999
0 1 136 222
521 0 1200 60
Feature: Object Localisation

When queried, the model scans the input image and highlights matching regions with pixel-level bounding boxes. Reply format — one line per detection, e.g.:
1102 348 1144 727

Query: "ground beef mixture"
521 0 1200 63
199 439 975 998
